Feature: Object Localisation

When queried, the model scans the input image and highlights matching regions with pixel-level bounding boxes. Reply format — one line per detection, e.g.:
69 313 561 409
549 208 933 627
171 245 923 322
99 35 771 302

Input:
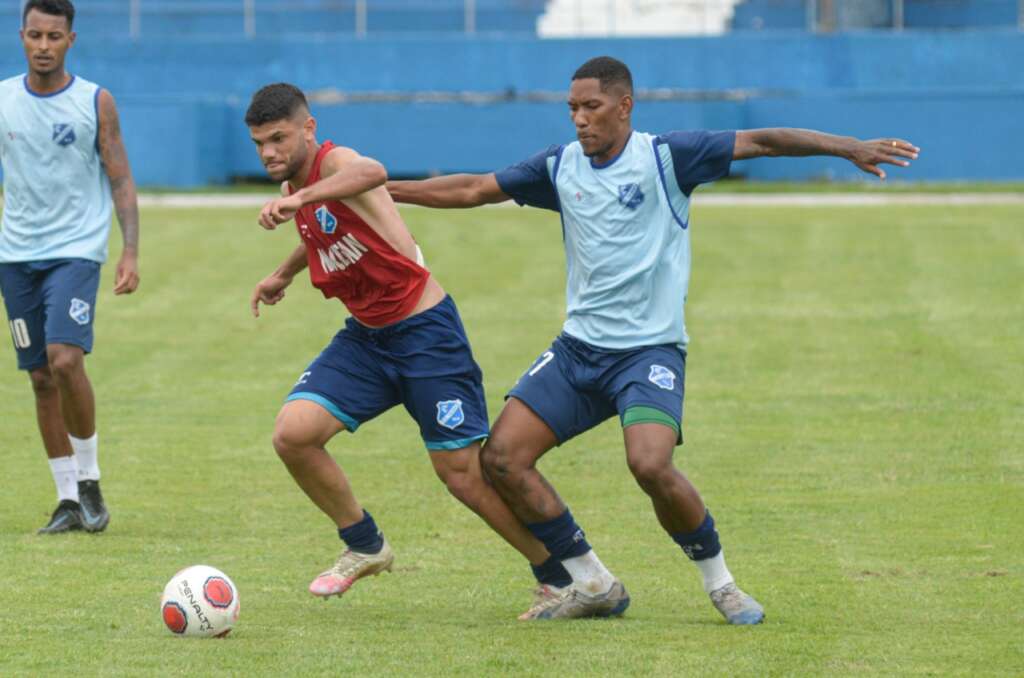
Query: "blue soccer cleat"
709 582 765 625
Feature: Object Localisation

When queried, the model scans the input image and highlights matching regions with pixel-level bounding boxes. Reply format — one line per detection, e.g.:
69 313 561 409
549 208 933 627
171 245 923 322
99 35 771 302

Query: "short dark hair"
572 56 633 95
245 83 309 127
23 0 75 29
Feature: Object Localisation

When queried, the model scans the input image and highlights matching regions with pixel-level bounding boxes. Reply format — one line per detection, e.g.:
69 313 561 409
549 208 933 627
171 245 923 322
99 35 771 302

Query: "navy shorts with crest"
286 295 489 451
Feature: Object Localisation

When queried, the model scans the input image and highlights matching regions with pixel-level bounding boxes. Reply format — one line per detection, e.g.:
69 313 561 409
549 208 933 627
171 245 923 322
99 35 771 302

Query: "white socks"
695 552 734 593
48 456 80 503
561 550 616 595
70 433 100 481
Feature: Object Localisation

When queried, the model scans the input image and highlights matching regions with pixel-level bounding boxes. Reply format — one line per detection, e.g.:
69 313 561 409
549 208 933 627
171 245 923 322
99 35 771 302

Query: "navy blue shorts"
508 333 687 445
286 295 489 451
0 258 101 371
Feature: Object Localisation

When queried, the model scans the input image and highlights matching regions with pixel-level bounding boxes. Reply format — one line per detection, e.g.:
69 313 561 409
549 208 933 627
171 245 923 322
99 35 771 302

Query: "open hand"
848 138 920 180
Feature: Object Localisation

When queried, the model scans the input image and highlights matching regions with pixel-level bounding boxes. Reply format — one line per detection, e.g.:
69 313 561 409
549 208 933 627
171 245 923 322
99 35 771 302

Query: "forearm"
294 158 386 205
110 175 140 252
738 128 857 160
275 244 308 278
387 175 497 208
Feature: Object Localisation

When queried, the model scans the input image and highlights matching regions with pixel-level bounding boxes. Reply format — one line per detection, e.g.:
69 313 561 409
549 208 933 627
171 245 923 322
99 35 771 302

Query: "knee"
435 465 480 506
271 418 315 464
46 346 83 381
626 450 673 491
28 368 58 397
480 437 522 482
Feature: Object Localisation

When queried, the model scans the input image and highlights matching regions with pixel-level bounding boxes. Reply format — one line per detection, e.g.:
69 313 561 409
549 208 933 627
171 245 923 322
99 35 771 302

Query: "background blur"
3 0 1022 186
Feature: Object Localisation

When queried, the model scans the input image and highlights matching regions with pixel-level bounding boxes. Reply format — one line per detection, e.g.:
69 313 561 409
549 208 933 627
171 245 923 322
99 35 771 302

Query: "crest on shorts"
52 123 76 147
69 298 91 326
648 364 676 391
617 183 644 209
436 399 465 430
315 205 338 234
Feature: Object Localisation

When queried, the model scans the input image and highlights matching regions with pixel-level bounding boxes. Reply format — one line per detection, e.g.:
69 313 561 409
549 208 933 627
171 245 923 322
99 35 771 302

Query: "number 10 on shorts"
9 318 31 349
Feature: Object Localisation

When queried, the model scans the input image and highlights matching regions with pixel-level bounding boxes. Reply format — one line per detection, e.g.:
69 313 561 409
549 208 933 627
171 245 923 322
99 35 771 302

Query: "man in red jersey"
245 83 570 606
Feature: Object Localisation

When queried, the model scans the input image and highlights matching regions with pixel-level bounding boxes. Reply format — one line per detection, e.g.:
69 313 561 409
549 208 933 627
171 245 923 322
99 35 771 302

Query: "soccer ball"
160 565 240 638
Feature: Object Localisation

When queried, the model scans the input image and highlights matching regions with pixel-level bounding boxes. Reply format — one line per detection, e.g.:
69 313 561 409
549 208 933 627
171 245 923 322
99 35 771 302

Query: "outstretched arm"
97 89 140 294
387 173 510 208
734 128 920 180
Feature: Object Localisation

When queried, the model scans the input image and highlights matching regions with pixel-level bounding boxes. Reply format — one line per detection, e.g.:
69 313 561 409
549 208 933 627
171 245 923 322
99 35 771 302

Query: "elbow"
368 160 388 188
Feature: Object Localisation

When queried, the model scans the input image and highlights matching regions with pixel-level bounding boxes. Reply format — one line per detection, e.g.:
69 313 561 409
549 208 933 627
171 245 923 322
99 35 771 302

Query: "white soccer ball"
160 565 240 638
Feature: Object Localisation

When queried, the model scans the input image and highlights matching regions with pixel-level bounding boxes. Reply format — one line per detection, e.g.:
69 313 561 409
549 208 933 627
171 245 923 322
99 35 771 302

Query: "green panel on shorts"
621 405 680 433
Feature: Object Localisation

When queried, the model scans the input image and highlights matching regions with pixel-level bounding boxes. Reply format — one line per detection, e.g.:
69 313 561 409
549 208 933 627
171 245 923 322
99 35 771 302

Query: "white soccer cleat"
308 539 395 599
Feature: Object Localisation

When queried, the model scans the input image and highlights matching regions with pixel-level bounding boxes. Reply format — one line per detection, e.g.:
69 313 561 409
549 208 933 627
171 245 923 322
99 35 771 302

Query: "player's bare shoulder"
319 145 364 176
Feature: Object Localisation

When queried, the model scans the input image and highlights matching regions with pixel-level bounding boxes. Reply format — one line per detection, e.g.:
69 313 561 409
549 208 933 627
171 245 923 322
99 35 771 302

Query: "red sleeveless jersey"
291 142 430 326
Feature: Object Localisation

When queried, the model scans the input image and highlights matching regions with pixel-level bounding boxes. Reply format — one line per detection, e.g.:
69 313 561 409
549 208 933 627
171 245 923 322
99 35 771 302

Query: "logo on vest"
648 364 676 391
617 183 644 209
52 123 76 147
315 205 338 234
436 399 465 430
69 298 91 326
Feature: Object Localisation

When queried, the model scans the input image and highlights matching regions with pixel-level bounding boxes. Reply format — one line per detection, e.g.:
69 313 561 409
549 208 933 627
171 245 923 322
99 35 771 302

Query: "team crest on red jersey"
315 205 338 234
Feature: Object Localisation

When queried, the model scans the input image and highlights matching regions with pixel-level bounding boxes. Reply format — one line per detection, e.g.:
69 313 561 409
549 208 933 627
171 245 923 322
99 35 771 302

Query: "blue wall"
1 33 1022 184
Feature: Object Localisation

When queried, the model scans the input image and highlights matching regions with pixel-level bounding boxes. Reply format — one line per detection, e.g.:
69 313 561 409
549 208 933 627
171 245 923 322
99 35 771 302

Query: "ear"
303 115 317 140
68 31 76 46
619 94 634 120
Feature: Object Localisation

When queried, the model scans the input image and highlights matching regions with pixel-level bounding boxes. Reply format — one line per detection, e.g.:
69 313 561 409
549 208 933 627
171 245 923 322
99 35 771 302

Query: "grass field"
1 201 1022 676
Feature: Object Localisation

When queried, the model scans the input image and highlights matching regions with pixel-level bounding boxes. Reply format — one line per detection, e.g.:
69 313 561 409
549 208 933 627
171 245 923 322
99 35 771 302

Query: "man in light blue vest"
0 0 140 534
387 56 918 623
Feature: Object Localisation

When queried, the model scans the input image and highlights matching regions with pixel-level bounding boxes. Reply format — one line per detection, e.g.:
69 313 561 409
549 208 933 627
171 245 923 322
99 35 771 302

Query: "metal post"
355 0 367 38
464 0 476 35
807 0 817 32
893 0 903 30
244 0 255 39
129 0 141 40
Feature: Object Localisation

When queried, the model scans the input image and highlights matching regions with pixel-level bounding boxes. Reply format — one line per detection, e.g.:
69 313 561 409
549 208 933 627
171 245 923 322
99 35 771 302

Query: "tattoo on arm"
98 90 140 252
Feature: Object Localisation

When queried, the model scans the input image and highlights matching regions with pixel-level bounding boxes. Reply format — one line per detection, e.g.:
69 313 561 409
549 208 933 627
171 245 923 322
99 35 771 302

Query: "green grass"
1 203 1022 676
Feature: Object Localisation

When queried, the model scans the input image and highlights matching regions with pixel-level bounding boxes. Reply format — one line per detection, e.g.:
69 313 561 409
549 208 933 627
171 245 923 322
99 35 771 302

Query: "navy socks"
526 509 592 561
338 510 384 554
531 555 573 588
671 510 722 561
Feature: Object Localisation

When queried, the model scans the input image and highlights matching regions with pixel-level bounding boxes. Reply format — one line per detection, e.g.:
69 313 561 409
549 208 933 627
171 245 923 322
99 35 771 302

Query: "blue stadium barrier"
1 32 1022 184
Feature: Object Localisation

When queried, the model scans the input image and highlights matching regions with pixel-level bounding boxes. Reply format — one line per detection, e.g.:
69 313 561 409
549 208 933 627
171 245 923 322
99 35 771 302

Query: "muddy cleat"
77 480 110 533
37 499 84 535
524 583 569 617
308 539 394 599
710 582 764 625
519 580 630 620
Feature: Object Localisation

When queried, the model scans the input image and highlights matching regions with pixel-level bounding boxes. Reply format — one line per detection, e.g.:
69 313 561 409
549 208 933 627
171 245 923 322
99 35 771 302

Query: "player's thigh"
0 262 47 371
40 258 101 354
505 338 616 446
284 329 400 436
605 344 686 445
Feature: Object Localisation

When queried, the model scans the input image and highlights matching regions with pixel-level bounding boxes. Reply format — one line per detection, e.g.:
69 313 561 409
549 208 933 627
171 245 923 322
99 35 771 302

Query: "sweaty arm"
97 89 141 294
734 128 920 180
387 173 509 208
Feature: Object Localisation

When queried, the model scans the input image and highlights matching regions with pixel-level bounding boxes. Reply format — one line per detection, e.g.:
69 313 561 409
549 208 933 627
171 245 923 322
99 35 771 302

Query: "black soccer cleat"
37 499 84 535
77 479 110 533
